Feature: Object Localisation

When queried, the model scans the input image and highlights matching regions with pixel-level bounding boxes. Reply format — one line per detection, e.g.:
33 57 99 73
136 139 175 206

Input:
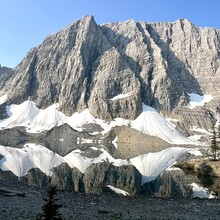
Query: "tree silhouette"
37 186 62 220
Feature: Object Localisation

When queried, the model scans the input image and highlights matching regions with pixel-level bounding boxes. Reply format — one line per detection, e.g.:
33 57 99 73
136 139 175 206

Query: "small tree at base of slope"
36 186 62 220
210 124 220 161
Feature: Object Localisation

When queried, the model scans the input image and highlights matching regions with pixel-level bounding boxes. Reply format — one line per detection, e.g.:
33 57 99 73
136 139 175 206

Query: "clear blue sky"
1 0 220 68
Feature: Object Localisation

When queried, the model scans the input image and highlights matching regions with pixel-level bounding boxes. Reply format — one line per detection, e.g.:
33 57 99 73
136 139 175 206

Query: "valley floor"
0 180 220 220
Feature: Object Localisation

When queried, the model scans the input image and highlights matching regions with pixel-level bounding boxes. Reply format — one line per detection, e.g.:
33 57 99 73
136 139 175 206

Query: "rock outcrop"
177 158 220 177
82 162 141 195
142 169 194 198
51 163 83 192
21 168 50 188
0 65 13 88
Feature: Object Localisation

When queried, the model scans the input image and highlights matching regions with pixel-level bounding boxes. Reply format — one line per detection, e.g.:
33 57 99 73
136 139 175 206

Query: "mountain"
0 16 219 136
0 16 219 196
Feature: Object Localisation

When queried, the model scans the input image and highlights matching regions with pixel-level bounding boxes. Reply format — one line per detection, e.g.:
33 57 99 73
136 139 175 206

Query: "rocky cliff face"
0 16 219 129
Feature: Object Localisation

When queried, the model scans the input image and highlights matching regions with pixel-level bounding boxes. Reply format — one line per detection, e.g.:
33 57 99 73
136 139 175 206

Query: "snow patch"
81 138 93 144
89 131 100 135
190 183 208 198
112 136 118 149
110 92 133 101
90 147 99 151
66 109 96 131
188 93 213 109
106 185 129 196
166 167 182 171
191 126 210 134
0 94 7 105
189 134 203 141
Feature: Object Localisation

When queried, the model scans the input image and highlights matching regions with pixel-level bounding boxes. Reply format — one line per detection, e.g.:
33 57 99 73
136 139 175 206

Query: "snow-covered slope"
131 104 199 145
0 100 201 145
0 144 200 184
0 100 66 132
130 147 201 184
0 144 63 176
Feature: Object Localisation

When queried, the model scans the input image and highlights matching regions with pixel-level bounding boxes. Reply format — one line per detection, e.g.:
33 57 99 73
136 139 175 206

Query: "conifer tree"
210 124 219 160
37 186 62 220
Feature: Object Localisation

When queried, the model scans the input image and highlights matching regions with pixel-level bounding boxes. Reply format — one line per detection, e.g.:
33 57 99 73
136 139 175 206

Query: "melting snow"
188 93 212 109
101 118 130 134
106 185 129 196
110 92 133 101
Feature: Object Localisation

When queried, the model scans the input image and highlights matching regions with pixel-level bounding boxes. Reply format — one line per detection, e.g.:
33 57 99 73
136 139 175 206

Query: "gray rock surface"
82 162 110 194
21 168 50 188
51 163 83 192
103 164 142 195
0 162 141 195
0 65 13 88
82 162 141 195
142 169 195 198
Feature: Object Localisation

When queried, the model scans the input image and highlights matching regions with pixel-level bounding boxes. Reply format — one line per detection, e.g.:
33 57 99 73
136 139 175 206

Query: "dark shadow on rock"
141 169 194 198
144 24 203 112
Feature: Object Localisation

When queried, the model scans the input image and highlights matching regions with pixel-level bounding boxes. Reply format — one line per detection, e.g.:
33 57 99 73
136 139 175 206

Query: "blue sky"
1 0 220 68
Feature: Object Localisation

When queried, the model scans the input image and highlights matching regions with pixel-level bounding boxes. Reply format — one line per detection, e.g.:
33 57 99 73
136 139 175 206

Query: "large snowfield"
0 100 202 145
0 143 201 185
